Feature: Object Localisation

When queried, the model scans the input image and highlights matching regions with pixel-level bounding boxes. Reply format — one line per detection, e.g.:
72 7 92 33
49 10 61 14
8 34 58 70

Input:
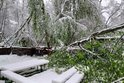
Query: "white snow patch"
101 0 122 7
1 59 49 71
43 0 55 19
101 0 110 7
102 12 109 21
9 20 18 25
0 55 35 66
115 0 122 4
19 0 23 4
65 72 84 83
0 80 5 83
29 69 59 83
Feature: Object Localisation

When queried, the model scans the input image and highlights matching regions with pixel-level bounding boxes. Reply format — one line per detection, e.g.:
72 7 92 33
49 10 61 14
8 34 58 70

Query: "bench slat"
65 72 84 83
52 67 77 83
0 59 49 71
1 70 36 83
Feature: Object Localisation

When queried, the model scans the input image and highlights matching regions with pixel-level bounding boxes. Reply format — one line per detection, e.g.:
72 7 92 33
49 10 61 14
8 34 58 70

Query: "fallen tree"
65 23 124 59
69 23 124 46
0 47 52 56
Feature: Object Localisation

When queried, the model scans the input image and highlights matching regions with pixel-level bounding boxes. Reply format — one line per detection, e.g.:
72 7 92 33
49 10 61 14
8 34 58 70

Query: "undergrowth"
48 40 124 83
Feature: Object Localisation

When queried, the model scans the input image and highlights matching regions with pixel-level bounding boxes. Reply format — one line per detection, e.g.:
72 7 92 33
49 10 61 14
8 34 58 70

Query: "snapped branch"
69 23 124 46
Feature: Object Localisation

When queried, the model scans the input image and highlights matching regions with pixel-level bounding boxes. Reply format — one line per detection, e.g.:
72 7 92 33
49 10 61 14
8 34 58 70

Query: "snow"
29 69 59 83
1 69 59 83
0 80 5 83
9 20 18 25
101 0 122 7
102 12 109 21
1 70 36 83
43 0 55 19
101 0 110 7
0 55 84 83
52 67 77 83
0 55 35 67
0 59 49 71
65 72 84 83
1 67 84 83
29 67 83 83
115 0 122 4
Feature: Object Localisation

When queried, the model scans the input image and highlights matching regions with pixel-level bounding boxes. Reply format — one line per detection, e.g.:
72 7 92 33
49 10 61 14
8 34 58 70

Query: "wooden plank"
0 47 52 56
1 70 36 83
0 48 11 55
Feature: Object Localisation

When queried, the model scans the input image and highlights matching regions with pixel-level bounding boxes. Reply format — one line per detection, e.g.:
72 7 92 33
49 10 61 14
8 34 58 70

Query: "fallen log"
0 47 11 55
0 47 52 56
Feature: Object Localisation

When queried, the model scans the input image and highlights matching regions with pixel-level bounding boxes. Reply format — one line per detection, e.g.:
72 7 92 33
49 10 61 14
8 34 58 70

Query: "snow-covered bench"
52 67 84 83
1 67 84 83
0 59 49 72
1 70 36 83
65 72 84 83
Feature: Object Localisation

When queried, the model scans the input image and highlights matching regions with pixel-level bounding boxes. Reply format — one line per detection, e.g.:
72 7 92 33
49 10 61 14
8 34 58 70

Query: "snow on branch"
112 77 124 83
69 23 124 46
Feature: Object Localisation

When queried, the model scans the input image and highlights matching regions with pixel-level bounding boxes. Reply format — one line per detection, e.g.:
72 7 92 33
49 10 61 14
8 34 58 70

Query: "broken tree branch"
105 4 122 26
112 77 124 83
78 44 97 56
78 44 105 60
95 36 121 40
69 23 124 46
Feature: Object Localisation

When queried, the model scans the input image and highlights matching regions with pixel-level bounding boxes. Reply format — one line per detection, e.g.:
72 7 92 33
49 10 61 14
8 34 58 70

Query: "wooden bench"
65 72 84 83
52 67 84 83
1 67 84 83
0 59 49 72
52 67 77 83
1 70 36 83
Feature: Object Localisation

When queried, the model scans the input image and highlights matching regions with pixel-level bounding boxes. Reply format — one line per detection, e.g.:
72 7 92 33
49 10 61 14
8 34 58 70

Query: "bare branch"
99 0 102 3
2 12 32 46
79 44 97 56
78 44 105 60
105 4 122 26
0 0 3 10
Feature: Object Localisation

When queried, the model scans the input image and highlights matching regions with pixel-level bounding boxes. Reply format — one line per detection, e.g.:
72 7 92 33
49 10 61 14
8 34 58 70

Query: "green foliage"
54 20 78 45
48 40 124 82
27 0 104 47
18 37 34 47
28 0 45 41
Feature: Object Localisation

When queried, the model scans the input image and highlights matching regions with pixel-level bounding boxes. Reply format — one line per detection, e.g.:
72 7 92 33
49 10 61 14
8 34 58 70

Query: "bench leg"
1 77 12 83
40 64 48 72
40 65 43 72
0 70 1 78
40 65 46 71
5 79 13 83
